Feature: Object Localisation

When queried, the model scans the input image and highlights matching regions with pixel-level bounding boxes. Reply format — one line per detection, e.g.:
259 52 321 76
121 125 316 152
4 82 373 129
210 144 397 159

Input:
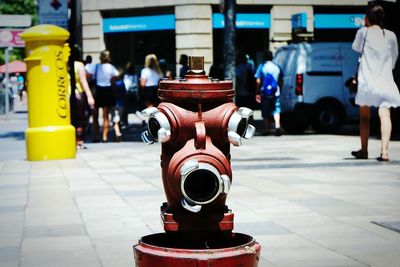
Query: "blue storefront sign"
314 14 364 29
212 13 270 29
103 13 362 33
292 13 307 30
103 14 175 33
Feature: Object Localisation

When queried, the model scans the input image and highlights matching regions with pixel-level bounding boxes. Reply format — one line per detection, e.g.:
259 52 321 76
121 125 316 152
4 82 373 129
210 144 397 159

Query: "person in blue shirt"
16 73 26 102
255 50 282 136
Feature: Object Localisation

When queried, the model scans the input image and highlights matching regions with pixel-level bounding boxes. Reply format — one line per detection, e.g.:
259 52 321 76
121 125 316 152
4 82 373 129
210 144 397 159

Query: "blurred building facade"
82 0 370 72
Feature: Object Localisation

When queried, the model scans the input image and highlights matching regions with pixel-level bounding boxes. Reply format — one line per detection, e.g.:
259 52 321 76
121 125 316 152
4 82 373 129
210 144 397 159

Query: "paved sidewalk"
0 109 400 267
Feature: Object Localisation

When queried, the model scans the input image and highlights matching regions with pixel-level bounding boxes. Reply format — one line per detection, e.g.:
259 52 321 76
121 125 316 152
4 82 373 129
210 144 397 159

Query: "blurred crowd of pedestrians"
66 4 398 162
70 50 178 148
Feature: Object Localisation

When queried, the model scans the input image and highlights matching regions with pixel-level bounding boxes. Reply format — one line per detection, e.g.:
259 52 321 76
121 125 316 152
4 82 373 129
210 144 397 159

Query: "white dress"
352 25 400 108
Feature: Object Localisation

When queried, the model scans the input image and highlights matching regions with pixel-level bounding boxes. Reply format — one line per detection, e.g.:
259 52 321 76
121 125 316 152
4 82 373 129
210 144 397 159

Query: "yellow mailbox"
21 24 76 161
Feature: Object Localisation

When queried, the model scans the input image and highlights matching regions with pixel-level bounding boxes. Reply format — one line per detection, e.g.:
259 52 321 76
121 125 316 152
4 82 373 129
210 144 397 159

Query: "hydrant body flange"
21 25 76 161
134 57 260 267
134 233 261 267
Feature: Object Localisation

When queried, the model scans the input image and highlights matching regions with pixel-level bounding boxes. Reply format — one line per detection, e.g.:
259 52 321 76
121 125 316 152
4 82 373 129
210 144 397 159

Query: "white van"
274 42 359 133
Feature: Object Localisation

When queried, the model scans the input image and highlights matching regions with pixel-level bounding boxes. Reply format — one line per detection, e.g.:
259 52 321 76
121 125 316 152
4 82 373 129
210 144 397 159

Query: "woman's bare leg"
359 106 371 153
92 108 100 141
102 107 110 141
378 107 391 159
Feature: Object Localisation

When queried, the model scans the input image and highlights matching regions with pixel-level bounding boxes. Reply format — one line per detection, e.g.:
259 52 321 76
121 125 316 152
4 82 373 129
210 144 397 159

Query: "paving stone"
0 260 19 267
0 212 24 226
257 234 322 250
0 236 22 248
62 169 99 179
24 224 87 238
0 163 30 174
72 188 115 197
263 247 369 267
335 216 400 243
371 221 400 234
0 174 29 186
290 196 350 207
85 220 149 240
22 236 93 252
29 177 67 187
0 246 20 261
28 187 75 208
349 252 400 267
78 207 141 223
117 189 162 197
0 206 25 213
24 207 83 227
235 221 291 235
20 250 101 267
93 240 135 267
0 184 27 190
74 195 128 208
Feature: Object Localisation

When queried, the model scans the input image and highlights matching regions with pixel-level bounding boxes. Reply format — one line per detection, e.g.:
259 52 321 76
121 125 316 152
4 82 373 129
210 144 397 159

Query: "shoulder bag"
345 30 367 94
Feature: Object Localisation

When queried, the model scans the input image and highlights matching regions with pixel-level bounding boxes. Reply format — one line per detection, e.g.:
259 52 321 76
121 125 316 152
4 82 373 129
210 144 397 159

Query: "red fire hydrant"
134 56 260 266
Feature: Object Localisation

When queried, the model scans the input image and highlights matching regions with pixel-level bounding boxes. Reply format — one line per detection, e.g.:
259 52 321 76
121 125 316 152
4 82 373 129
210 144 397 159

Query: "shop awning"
0 60 27 73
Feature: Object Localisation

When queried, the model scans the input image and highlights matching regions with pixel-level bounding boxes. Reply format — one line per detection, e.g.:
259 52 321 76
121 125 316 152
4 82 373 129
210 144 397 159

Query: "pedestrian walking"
122 61 143 126
159 58 173 80
16 72 26 102
87 50 120 142
84 55 98 141
111 68 125 142
351 4 400 161
255 51 283 136
235 52 256 109
71 45 95 149
209 61 225 81
140 54 162 108
178 54 189 78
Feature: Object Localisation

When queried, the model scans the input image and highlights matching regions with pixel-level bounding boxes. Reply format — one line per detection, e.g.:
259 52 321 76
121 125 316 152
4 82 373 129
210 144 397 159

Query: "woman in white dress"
351 4 400 161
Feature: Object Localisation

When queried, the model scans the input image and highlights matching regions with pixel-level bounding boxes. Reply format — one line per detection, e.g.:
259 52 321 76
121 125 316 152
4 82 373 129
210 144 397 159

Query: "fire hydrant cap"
21 24 70 41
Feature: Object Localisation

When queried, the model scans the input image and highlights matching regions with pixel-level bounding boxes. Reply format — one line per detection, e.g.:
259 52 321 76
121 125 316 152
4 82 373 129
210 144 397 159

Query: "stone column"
269 5 314 52
82 10 105 63
175 4 213 74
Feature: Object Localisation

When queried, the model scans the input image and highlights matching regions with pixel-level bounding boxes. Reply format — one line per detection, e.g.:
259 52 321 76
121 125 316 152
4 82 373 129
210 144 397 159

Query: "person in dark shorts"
87 50 119 142
235 52 256 109
255 51 283 136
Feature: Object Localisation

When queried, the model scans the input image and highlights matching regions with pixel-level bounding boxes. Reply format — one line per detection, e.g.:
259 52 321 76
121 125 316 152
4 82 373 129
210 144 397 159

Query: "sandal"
77 144 87 150
376 154 389 162
351 150 368 159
